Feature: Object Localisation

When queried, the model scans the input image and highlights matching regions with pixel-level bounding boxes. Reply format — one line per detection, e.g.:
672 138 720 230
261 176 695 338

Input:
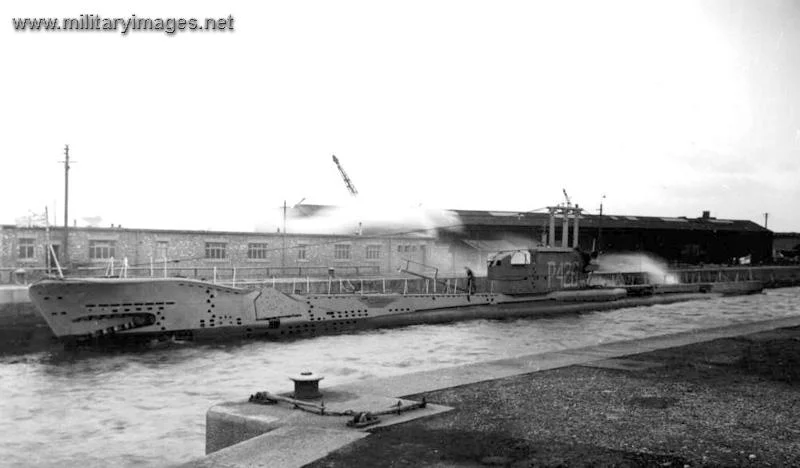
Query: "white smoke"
255 198 462 236
595 252 680 285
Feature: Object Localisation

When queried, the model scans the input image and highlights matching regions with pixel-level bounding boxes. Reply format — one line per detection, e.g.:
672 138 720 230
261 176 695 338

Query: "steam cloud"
595 252 680 285
256 199 462 237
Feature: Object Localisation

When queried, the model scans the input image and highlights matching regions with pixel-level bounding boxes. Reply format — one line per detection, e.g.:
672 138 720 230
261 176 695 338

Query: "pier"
188 315 800 467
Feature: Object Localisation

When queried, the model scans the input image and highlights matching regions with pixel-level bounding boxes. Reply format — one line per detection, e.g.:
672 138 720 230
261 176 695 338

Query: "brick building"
0 225 436 283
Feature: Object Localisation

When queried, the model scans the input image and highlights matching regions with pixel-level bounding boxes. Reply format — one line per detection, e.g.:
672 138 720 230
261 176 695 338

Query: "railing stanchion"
49 244 64 279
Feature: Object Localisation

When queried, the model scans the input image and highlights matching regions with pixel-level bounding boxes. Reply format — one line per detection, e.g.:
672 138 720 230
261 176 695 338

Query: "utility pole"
281 200 287 268
59 145 73 266
597 194 606 253
45 206 50 275
764 212 768 229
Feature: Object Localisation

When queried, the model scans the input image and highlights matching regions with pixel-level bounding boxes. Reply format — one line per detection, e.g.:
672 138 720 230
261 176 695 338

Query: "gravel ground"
308 326 800 467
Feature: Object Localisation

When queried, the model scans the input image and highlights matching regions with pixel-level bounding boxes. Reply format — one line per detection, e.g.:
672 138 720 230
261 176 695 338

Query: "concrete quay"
0 285 55 354
0 284 31 304
187 315 800 468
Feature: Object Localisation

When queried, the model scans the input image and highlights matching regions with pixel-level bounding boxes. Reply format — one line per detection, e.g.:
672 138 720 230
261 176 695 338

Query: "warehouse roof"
288 204 768 233
452 210 769 233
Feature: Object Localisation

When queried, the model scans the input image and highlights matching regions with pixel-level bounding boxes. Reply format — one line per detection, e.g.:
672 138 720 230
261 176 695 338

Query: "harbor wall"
0 285 29 304
0 286 54 354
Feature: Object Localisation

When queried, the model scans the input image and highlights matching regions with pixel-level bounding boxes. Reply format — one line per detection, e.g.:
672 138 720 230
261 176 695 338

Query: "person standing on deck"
465 267 476 298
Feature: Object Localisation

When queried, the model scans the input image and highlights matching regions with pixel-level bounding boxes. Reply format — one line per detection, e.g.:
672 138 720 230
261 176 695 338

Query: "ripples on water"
1 287 799 467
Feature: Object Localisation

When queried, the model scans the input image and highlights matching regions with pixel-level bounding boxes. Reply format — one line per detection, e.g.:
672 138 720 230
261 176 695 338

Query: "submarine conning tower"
487 204 590 295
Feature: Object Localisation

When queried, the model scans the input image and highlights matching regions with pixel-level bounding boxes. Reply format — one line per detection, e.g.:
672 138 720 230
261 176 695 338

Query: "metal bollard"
289 371 324 400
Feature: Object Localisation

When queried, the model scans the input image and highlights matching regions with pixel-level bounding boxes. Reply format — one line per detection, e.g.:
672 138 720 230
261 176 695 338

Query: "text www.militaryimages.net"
12 14 234 35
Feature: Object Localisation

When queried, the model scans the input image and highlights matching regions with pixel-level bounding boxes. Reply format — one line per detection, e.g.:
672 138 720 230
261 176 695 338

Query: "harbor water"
1 287 799 467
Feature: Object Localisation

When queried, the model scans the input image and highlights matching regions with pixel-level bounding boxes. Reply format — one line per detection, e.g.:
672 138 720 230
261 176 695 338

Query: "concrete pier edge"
186 315 800 468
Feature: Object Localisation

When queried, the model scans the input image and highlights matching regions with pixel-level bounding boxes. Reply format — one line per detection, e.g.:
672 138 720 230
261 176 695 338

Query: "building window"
297 244 307 260
18 238 35 259
366 245 381 260
397 245 402 252
248 243 269 259
156 241 168 260
205 242 227 259
89 240 116 259
334 244 351 260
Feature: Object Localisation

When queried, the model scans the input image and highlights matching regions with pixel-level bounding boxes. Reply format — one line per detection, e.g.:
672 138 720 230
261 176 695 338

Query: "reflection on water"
1 288 799 467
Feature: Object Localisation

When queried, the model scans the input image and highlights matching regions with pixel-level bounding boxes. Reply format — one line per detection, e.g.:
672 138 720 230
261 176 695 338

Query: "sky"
2 0 799 233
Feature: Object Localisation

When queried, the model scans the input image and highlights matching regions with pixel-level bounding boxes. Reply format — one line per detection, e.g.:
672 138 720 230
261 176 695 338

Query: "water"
2 287 799 467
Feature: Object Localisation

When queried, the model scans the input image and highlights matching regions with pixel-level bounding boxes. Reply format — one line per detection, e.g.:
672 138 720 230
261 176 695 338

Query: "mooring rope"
248 391 427 427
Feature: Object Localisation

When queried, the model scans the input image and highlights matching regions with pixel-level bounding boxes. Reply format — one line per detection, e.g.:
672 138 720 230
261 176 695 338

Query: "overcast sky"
2 0 799 232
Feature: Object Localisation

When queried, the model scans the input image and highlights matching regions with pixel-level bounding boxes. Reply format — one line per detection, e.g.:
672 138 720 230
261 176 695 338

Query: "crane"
562 188 572 208
332 155 358 197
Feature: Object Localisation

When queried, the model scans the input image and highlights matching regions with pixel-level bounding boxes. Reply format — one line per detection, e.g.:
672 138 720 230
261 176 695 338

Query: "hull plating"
27 277 760 345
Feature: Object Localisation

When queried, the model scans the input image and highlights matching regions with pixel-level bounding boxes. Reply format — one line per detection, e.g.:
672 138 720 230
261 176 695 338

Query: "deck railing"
589 267 758 286
217 275 489 296
0 263 382 285
2 264 799 289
